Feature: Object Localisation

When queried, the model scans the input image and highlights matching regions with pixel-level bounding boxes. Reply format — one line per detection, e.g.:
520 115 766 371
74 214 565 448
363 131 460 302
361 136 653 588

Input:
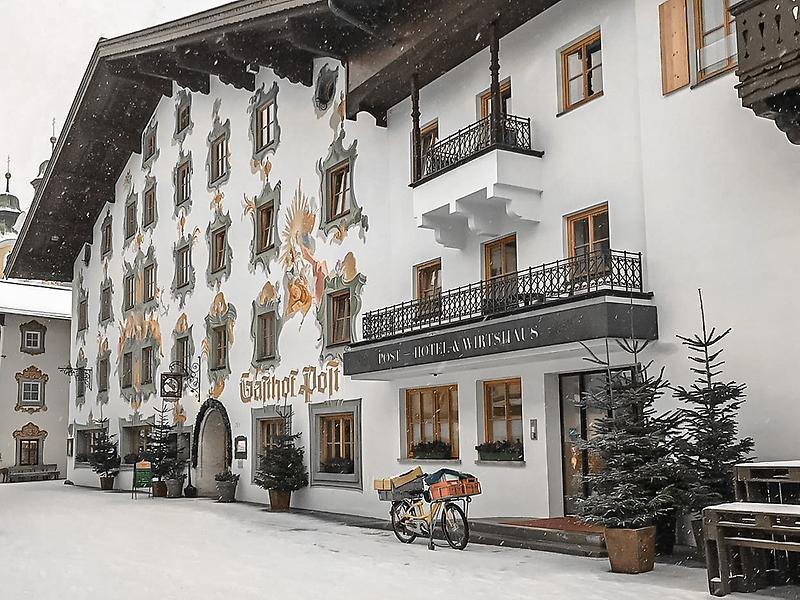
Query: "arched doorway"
193 399 232 497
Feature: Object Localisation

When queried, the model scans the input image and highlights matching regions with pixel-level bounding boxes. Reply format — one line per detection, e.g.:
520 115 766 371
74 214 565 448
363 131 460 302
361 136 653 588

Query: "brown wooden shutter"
659 0 690 95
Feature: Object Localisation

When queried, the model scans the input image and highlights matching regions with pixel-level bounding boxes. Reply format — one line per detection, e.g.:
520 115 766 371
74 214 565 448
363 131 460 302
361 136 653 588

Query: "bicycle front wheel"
390 500 417 544
441 502 469 550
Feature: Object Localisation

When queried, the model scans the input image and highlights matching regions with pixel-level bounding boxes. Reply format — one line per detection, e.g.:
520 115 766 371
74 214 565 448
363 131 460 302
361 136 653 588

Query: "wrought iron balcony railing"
416 113 533 183
361 250 643 343
732 0 800 143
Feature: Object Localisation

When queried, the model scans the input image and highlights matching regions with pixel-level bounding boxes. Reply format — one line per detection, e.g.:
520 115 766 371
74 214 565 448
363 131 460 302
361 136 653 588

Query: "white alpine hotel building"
9 0 799 520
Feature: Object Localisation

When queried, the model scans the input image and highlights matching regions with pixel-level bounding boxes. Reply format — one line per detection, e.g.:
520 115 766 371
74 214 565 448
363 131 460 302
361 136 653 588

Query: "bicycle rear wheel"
390 500 417 544
441 502 469 550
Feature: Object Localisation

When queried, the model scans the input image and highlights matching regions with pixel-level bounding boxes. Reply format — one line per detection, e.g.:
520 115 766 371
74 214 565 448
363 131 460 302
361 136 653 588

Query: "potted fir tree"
576 339 679 574
143 403 178 498
215 470 239 502
255 432 308 511
165 459 187 498
673 291 754 554
88 419 120 491
475 439 524 461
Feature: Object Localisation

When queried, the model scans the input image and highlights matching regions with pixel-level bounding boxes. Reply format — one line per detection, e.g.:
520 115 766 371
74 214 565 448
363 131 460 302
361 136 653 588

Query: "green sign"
133 461 152 489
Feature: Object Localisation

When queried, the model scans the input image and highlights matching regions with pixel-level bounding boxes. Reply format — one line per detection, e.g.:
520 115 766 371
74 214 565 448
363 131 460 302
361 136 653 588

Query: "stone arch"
192 398 232 496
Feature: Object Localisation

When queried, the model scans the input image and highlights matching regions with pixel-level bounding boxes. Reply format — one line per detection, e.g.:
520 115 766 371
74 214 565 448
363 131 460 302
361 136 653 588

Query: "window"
259 418 284 454
567 205 610 258
76 370 86 399
100 285 112 322
210 135 228 183
101 217 112 256
328 290 351 346
484 234 517 280
175 336 191 370
177 104 191 133
23 331 41 350
693 0 736 81
123 274 135 310
327 162 350 222
143 264 156 302
75 429 103 463
211 326 227 370
143 186 156 227
18 439 40 466
144 131 157 160
561 31 603 112
479 80 512 118
211 228 226 273
257 203 275 253
483 379 523 445
122 352 133 389
141 346 153 385
21 381 42 406
257 312 277 360
98 357 110 393
416 259 441 300
125 198 137 239
176 246 191 289
176 162 190 206
421 121 439 156
256 101 276 151
123 425 150 459
405 385 459 459
78 299 89 331
319 413 355 474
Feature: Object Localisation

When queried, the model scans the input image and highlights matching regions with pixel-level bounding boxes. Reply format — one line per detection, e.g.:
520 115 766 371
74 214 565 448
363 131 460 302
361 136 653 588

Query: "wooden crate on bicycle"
374 467 425 501
429 477 481 501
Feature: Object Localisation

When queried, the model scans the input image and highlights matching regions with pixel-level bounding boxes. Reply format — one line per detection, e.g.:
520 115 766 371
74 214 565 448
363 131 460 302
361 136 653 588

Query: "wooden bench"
8 464 60 482
703 502 800 596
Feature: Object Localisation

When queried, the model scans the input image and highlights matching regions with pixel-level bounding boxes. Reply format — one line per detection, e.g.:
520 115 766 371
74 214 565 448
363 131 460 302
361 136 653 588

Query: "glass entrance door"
559 369 630 515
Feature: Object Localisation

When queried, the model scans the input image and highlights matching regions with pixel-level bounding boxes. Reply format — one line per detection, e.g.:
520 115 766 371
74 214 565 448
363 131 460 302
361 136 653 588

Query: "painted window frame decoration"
141 246 159 313
309 399 362 489
76 286 89 342
247 181 281 273
316 262 366 359
317 130 364 239
100 211 113 259
174 89 193 144
118 331 161 406
173 150 193 215
206 101 231 190
124 190 138 245
15 366 48 413
96 338 111 405
170 314 195 375
141 119 159 172
313 64 339 114
19 319 46 355
249 81 281 162
75 349 88 408
206 211 233 289
13 423 48 467
171 232 197 308
250 282 282 370
98 274 114 326
141 175 159 233
205 293 237 388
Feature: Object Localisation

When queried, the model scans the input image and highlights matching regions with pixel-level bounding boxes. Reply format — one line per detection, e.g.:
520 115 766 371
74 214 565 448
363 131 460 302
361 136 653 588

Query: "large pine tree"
143 402 178 482
674 290 754 511
576 339 680 529
89 418 120 478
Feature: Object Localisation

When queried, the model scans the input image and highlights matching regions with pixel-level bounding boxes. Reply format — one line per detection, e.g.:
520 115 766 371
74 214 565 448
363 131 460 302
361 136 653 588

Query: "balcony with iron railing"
731 0 800 143
360 249 646 343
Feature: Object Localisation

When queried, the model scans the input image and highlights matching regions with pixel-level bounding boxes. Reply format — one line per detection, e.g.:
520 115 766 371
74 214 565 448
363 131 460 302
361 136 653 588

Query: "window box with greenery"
475 440 524 462
411 440 453 460
255 432 308 511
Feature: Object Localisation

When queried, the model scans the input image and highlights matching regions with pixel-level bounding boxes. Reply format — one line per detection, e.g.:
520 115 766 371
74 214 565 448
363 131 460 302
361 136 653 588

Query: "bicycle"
379 470 480 550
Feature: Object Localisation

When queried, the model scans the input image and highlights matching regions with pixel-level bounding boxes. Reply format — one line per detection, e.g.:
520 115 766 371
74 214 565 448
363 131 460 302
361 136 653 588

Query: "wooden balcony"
731 0 800 143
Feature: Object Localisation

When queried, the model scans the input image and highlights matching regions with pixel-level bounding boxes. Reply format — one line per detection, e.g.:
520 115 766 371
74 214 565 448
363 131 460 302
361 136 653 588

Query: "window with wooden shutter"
659 0 690 95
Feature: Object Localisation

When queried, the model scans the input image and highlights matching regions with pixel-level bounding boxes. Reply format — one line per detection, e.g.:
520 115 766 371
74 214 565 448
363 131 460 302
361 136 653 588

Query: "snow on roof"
0 279 71 320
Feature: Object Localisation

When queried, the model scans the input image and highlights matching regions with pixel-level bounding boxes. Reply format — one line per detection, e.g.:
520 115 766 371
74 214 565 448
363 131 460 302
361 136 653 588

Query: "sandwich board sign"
131 460 152 498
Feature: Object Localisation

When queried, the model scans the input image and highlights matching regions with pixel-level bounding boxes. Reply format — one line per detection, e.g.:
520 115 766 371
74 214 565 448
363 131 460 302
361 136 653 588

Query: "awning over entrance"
343 296 658 378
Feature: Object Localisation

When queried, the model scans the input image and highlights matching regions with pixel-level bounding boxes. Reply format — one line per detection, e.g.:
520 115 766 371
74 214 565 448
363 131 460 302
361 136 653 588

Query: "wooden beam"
223 35 314 86
106 62 173 97
411 73 421 181
111 55 211 95
171 48 255 91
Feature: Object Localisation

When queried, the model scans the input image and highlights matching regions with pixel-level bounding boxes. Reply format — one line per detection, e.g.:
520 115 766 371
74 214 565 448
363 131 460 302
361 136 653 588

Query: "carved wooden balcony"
732 0 800 143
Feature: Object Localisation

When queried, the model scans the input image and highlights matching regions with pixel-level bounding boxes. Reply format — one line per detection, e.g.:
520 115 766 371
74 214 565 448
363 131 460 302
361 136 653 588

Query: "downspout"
327 0 396 46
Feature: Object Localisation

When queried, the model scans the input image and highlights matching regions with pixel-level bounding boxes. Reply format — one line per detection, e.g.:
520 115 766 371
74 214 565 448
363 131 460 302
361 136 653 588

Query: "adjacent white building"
7 0 799 519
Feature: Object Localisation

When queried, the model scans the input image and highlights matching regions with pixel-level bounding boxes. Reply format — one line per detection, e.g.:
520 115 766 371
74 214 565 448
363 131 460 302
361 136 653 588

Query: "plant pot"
184 484 197 498
604 526 656 574
655 512 677 556
99 476 115 491
691 515 706 559
477 451 523 462
269 489 291 511
165 478 184 498
216 480 237 503
152 481 168 498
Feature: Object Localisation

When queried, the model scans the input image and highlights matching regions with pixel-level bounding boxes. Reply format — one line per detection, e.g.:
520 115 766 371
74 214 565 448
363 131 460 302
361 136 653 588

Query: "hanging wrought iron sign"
160 372 183 400
58 363 93 391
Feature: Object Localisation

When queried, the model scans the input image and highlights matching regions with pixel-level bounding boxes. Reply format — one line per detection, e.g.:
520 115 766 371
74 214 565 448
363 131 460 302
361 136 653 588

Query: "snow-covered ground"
0 481 790 599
